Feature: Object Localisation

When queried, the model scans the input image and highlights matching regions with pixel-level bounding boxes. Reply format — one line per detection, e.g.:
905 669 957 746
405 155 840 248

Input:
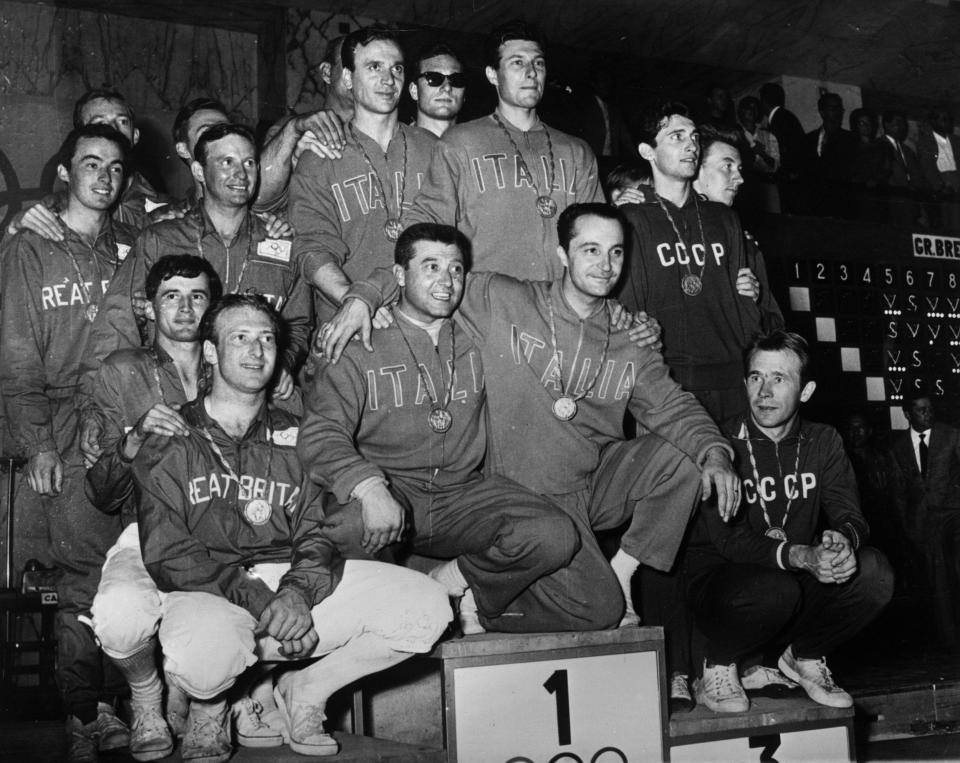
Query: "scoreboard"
754 216 960 431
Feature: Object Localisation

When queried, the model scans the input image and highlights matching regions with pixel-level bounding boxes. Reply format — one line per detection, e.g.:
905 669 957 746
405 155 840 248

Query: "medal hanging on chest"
63 235 109 324
656 195 709 297
352 125 409 242
493 113 558 218
543 292 610 422
745 433 802 542
396 315 457 434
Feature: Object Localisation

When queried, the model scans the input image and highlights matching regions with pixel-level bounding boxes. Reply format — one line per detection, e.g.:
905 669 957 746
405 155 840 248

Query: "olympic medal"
552 396 578 421
764 527 787 541
536 195 558 218
681 274 702 296
428 406 453 433
244 498 272 525
384 218 403 242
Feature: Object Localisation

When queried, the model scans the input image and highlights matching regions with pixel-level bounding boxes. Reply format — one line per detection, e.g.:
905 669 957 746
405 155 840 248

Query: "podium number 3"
544 669 571 745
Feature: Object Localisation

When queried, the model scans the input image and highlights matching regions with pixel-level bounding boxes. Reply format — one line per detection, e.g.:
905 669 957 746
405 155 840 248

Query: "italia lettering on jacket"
510 324 635 401
363 350 483 410
742 472 818 504
330 170 426 223
41 278 112 310
187 471 300 508
655 241 726 268
469 154 576 195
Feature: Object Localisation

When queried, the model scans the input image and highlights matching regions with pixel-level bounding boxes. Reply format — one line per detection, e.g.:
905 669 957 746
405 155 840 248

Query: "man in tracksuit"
405 20 604 281
618 101 765 424
302 223 606 633
288 27 437 325
87 123 312 393
83 255 220 760
322 205 740 629
132 294 450 762
683 331 893 713
0 123 136 761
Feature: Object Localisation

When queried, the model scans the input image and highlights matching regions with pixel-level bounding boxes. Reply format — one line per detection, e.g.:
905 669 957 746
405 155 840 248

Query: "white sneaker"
693 661 749 713
778 646 853 708
233 697 283 748
741 665 800 696
128 702 173 762
273 684 339 756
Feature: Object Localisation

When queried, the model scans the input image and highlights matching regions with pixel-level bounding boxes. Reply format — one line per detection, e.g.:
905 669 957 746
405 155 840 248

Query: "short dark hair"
882 108 907 127
759 83 785 109
322 35 346 68
145 255 223 302
698 124 741 162
557 202 625 252
395 223 471 269
483 20 546 70
198 293 281 348
903 384 933 408
745 330 814 385
341 26 402 72
73 89 134 130
193 123 257 167
173 97 228 145
415 42 462 77
849 107 878 136
58 123 131 169
818 92 843 111
637 101 692 146
603 161 651 199
737 95 762 116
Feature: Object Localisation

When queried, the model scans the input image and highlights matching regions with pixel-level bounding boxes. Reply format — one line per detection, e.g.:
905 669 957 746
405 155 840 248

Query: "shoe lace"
190 712 226 744
70 725 97 757
291 702 328 741
671 674 688 695
133 705 167 735
97 709 127 735
710 664 743 699
240 698 270 729
813 658 838 691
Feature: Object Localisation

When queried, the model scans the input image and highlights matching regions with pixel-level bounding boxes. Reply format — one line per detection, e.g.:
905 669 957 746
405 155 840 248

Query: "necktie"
919 432 928 478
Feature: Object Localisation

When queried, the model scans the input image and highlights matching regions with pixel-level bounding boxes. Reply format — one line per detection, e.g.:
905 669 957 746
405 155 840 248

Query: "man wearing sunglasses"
408 43 467 139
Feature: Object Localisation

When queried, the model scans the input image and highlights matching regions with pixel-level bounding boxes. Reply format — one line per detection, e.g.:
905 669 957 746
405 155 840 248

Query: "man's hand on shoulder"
257 588 318 658
316 298 376 363
736 268 760 302
358 481 405 554
9 202 64 242
123 403 189 460
257 212 294 239
700 446 740 522
292 110 347 164
607 305 663 352
26 450 63 496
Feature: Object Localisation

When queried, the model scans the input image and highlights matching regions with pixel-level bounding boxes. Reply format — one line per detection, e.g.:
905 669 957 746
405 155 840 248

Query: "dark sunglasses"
419 71 467 88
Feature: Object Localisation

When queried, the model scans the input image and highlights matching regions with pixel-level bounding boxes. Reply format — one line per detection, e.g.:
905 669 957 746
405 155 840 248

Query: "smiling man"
618 102 764 424
409 42 466 138
290 27 438 327
682 330 892 714
324 205 738 631
91 123 312 393
1 123 137 761
406 20 603 280
132 294 450 761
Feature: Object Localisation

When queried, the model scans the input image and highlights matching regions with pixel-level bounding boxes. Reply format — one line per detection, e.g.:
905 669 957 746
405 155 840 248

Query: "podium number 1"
544 669 571 745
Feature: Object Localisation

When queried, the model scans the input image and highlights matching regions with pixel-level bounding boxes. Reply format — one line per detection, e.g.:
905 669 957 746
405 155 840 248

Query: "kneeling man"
132 294 450 761
684 331 893 713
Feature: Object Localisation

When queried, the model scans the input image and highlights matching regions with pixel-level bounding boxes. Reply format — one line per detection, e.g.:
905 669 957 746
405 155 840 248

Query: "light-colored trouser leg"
162 560 451 701
91 524 162 659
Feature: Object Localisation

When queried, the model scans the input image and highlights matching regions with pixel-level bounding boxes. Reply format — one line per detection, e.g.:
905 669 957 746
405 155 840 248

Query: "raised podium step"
669 694 855 762
360 627 668 763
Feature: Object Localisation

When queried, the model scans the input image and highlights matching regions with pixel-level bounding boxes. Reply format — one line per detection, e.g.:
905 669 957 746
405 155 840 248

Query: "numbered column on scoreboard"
439 632 665 763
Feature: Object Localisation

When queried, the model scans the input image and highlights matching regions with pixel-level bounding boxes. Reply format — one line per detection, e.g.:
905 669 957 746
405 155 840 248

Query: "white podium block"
429 628 666 763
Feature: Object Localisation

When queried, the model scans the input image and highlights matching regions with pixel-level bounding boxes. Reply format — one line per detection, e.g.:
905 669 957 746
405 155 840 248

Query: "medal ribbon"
655 194 709 293
350 124 408 226
491 112 557 205
744 431 802 535
543 292 610 407
394 312 456 423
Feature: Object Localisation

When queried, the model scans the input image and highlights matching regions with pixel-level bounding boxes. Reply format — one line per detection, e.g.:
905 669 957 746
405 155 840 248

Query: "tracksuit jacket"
685 416 870 578
347 271 730 495
132 398 334 618
289 123 436 323
85 345 192 524
618 195 764 392
406 113 604 281
0 220 136 458
87 203 311 376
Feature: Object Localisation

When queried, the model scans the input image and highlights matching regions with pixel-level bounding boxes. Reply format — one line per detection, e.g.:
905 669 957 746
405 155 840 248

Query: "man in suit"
880 110 926 227
759 83 806 212
803 92 857 217
888 392 960 644
916 106 960 231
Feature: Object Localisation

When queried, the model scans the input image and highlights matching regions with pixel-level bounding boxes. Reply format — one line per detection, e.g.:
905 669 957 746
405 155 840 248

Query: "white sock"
429 559 469 596
611 550 640 620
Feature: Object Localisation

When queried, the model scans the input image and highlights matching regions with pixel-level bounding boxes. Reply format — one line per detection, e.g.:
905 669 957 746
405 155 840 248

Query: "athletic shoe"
233 697 284 748
741 665 801 697
181 699 232 763
165 679 189 738
693 661 749 713
458 588 485 636
669 672 695 714
778 646 853 708
128 702 174 762
273 685 339 756
66 716 98 763
95 702 130 751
